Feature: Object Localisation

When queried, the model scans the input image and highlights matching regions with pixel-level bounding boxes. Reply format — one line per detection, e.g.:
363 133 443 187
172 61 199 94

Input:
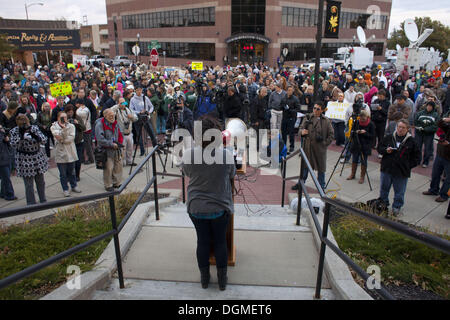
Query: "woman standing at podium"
181 115 235 291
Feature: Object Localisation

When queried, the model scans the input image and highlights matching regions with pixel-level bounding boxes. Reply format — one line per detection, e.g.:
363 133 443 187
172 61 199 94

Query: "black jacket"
350 120 375 155
437 114 450 161
371 98 390 123
166 107 194 135
283 94 301 119
250 95 268 127
224 93 242 119
378 132 421 178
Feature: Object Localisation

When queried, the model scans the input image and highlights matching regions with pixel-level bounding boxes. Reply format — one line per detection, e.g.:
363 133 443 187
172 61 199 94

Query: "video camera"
352 98 364 117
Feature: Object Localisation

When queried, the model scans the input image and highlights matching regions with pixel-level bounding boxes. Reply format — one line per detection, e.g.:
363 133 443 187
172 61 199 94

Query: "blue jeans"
332 121 346 146
57 162 77 191
157 114 167 134
429 155 450 199
379 172 408 209
415 134 434 165
301 168 326 190
189 211 230 269
0 165 15 200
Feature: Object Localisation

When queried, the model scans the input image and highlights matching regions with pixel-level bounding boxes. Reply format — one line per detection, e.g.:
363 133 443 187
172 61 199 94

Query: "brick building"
105 0 392 67
80 24 110 57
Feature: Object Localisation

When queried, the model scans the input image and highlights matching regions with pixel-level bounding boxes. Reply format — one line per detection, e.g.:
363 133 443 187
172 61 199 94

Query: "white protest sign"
72 54 88 66
325 102 350 121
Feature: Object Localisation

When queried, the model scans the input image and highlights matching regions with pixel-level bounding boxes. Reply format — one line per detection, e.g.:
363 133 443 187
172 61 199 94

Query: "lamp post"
25 2 44 20
136 33 140 63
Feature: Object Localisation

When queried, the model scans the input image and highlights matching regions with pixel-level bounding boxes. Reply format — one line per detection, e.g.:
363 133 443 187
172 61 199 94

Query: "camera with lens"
123 120 130 128
68 118 75 125
138 111 150 122
315 134 324 143
352 98 363 116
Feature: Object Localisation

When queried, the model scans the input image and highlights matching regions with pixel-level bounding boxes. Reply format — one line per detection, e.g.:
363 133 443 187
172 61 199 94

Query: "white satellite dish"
357 26 367 45
396 44 402 52
404 19 419 43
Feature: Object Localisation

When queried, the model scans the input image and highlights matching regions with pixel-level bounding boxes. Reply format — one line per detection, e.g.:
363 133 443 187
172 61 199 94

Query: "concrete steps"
146 203 311 232
92 278 335 300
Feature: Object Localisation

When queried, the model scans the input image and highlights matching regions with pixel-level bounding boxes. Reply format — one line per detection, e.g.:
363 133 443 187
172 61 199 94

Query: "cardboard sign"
325 102 349 121
50 81 72 97
191 61 203 71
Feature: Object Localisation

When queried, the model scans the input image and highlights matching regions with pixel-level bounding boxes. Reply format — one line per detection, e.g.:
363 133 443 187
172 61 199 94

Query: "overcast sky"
1 0 449 36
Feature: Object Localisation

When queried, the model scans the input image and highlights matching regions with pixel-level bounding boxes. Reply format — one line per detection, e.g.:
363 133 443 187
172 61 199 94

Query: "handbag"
94 146 107 170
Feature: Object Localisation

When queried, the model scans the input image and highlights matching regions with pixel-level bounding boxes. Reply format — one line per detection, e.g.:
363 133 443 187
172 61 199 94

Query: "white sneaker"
422 164 428 168
63 190 70 197
340 158 345 164
71 187 82 193
378 154 383 159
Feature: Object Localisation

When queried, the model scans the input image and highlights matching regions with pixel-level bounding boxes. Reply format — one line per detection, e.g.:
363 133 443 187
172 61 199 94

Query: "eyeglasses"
313 107 322 111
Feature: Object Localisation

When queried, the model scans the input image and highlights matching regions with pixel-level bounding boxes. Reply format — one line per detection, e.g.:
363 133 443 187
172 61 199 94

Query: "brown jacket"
388 102 411 122
301 114 334 172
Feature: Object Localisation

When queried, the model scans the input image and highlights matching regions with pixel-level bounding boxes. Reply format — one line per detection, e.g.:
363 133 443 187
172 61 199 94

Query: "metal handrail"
0 144 185 292
281 146 450 300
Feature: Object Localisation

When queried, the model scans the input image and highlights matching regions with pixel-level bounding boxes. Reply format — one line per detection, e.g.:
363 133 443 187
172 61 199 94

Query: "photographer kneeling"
346 110 375 184
95 109 124 192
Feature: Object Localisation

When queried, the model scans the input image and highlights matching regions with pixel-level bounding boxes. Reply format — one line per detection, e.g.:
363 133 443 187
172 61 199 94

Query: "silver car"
113 55 133 67
301 58 334 71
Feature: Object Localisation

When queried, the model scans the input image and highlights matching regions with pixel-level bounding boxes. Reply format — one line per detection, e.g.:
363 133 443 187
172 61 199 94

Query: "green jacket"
414 109 440 135
185 92 197 111
161 94 174 114
150 95 161 113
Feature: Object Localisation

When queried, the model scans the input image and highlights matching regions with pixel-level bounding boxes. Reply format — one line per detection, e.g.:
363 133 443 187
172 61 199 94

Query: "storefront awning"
81 42 92 48
225 33 271 44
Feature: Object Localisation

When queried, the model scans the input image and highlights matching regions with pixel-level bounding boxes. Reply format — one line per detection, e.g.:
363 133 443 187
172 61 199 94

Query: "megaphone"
222 118 247 146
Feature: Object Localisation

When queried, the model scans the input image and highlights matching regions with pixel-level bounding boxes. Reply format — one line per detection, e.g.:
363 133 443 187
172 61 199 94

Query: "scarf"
359 117 371 127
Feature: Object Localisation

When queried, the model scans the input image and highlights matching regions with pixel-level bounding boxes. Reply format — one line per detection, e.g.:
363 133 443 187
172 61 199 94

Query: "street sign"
132 45 140 56
150 48 159 67
149 40 161 50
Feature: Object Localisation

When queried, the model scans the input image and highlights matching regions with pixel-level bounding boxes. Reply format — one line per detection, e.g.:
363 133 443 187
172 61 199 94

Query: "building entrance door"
229 40 265 66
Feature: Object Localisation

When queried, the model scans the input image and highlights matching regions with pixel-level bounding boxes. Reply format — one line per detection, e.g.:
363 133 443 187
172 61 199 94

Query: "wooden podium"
209 153 245 267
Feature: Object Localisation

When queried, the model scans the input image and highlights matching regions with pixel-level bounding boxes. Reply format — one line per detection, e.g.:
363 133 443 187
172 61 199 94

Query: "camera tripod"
325 116 373 191
129 118 172 176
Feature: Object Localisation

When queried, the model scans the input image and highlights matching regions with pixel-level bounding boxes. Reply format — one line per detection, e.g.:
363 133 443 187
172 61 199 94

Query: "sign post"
132 45 140 63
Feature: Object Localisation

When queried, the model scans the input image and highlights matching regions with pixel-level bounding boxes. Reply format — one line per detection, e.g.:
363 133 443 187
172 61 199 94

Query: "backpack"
366 198 389 216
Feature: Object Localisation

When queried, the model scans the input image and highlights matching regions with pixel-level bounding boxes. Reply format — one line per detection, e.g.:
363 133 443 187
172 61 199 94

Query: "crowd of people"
0 58 449 218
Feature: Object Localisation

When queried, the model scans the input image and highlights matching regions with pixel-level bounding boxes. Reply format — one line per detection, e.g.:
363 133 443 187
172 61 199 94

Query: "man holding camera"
377 119 421 216
130 85 158 156
95 108 124 192
292 101 334 191
111 98 138 166
166 95 194 136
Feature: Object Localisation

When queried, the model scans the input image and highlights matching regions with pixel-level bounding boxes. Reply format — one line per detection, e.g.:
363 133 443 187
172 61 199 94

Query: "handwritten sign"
50 81 72 98
325 102 349 121
191 61 203 71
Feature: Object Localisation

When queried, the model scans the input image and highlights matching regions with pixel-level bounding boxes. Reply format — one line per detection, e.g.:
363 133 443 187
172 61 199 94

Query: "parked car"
374 61 397 74
113 55 133 67
301 58 334 71
87 55 113 66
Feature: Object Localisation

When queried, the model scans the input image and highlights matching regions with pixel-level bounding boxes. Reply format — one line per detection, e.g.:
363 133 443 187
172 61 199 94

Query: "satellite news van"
333 27 375 71
395 19 442 72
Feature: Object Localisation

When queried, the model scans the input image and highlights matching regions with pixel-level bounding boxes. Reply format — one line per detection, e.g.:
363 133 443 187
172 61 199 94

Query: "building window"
231 0 266 35
83 33 90 39
124 41 215 60
122 7 215 29
282 7 388 30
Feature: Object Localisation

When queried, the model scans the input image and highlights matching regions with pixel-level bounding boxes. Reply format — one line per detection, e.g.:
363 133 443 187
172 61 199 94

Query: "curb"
40 192 180 300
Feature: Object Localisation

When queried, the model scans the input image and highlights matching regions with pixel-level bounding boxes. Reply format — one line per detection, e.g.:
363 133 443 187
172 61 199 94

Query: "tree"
387 17 450 60
0 33 15 60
